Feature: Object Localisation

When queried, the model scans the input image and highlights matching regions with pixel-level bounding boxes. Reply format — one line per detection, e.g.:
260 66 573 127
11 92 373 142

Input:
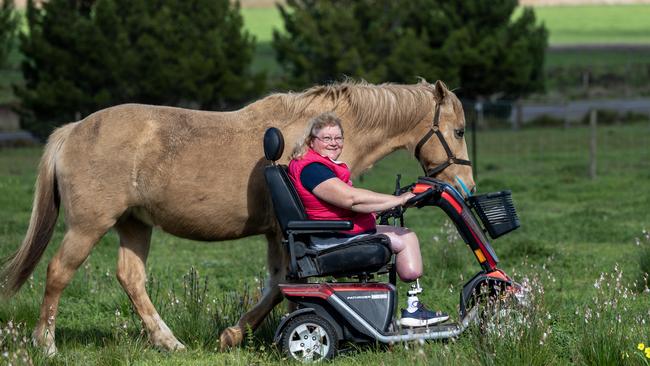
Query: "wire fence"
461 98 650 181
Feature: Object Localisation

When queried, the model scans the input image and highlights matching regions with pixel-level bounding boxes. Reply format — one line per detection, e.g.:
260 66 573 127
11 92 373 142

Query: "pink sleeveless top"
288 149 376 235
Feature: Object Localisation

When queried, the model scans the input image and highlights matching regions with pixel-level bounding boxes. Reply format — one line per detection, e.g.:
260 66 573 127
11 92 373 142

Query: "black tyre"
280 313 339 362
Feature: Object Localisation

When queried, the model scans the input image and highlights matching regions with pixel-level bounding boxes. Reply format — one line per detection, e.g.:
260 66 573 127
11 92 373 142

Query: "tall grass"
637 229 650 291
464 261 557 366
573 264 650 365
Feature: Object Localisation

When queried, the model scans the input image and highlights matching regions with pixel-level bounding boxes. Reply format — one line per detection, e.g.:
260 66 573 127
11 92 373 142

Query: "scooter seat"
294 234 392 278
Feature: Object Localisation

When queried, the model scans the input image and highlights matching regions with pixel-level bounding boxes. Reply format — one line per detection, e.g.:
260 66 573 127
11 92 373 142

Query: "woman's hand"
399 192 416 206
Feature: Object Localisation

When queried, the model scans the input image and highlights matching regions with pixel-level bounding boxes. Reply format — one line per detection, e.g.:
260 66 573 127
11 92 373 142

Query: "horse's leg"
32 226 107 356
220 230 288 350
114 217 185 351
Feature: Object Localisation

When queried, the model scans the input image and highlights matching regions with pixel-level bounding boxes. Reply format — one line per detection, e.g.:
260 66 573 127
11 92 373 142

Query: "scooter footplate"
389 323 460 336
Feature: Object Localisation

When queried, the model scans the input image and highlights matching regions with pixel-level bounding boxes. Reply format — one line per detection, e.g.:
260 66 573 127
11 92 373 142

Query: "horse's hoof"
151 334 185 351
172 342 186 351
32 329 57 357
219 326 242 351
44 343 58 357
32 337 57 357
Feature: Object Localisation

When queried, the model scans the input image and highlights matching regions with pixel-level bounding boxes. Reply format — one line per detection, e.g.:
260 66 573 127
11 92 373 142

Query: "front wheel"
280 313 339 362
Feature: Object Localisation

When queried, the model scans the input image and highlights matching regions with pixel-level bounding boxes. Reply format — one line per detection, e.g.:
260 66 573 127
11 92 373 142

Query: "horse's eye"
454 129 465 139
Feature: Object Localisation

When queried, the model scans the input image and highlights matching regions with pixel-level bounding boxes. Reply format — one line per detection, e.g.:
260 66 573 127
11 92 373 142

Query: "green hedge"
16 0 264 140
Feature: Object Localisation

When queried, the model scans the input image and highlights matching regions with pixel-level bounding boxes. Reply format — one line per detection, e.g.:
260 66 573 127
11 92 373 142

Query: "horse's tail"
1 124 72 298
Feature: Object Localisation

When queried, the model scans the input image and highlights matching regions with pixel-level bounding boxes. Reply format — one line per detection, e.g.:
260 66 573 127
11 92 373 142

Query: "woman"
288 112 448 327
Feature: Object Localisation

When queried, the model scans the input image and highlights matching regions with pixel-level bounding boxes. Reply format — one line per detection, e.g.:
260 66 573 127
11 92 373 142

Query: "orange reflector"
474 249 486 263
412 183 430 194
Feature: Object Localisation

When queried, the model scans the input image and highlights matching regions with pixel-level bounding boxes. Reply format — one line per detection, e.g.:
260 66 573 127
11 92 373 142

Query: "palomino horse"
1 80 474 354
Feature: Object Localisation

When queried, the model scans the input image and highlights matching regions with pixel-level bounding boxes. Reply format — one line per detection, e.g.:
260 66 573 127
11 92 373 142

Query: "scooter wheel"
280 313 339 362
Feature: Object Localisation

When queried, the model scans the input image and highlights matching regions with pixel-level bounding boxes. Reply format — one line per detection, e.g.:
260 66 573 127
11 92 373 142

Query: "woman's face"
309 125 344 161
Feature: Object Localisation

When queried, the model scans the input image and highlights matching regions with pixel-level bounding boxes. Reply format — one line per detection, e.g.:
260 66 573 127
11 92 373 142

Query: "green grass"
241 7 283 77
546 48 650 68
241 7 283 44
532 5 650 45
1 123 649 364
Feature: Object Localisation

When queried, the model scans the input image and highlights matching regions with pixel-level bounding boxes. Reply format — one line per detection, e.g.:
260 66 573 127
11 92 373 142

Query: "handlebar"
405 187 434 208
378 175 440 225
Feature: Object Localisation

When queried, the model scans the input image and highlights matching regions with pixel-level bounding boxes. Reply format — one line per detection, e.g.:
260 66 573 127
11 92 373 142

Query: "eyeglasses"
313 135 344 144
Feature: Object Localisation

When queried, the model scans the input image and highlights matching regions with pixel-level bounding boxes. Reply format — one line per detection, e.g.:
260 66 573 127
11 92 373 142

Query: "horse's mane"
271 80 437 133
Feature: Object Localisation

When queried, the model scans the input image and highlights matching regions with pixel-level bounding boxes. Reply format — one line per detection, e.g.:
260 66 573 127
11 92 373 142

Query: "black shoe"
399 302 449 327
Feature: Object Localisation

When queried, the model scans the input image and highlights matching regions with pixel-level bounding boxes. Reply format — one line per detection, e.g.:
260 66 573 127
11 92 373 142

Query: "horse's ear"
433 80 448 101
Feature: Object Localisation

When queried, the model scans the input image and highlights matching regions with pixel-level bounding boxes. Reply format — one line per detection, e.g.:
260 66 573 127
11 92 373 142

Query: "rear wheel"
280 313 338 362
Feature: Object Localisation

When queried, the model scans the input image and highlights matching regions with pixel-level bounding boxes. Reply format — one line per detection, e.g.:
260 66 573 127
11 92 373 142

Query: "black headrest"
264 127 284 162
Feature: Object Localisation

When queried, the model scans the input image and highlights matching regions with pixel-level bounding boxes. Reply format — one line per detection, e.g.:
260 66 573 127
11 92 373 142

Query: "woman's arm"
312 178 414 213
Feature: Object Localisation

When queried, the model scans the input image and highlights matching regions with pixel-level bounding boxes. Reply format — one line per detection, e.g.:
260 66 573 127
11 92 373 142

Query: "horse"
1 79 474 355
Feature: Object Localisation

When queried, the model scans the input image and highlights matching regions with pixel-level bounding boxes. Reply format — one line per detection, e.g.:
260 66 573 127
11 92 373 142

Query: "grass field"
532 5 650 45
1 123 649 364
545 48 650 68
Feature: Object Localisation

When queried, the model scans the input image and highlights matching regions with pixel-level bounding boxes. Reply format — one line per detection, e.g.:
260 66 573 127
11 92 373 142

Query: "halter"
414 103 472 177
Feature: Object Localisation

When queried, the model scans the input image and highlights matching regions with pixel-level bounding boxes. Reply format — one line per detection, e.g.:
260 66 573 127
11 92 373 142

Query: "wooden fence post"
564 100 570 129
513 99 522 131
473 101 482 180
589 109 597 180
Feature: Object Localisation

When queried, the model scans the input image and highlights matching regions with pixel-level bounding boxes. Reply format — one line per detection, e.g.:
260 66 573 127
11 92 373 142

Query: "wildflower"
639 343 645 351
646 348 650 358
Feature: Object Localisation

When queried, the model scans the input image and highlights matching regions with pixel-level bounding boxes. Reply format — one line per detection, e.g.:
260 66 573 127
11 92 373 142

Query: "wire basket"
467 190 520 239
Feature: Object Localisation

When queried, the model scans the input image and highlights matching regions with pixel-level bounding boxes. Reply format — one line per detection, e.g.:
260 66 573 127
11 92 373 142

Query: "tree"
16 0 263 140
273 0 547 100
0 0 20 69
437 1 547 100
272 0 452 89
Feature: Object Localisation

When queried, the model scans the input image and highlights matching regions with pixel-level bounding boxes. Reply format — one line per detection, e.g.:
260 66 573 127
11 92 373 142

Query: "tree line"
0 0 546 140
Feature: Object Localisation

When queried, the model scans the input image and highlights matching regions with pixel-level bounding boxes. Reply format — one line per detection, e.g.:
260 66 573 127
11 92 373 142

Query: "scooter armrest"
287 220 353 231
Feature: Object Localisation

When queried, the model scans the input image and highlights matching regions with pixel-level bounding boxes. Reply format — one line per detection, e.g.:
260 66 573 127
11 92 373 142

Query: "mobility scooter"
262 128 524 362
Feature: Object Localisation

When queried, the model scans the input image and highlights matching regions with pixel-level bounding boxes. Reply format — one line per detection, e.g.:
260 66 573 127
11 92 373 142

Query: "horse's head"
412 80 475 197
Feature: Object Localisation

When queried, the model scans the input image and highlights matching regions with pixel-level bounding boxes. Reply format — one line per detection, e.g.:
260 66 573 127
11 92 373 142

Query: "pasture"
532 5 650 45
1 122 649 365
